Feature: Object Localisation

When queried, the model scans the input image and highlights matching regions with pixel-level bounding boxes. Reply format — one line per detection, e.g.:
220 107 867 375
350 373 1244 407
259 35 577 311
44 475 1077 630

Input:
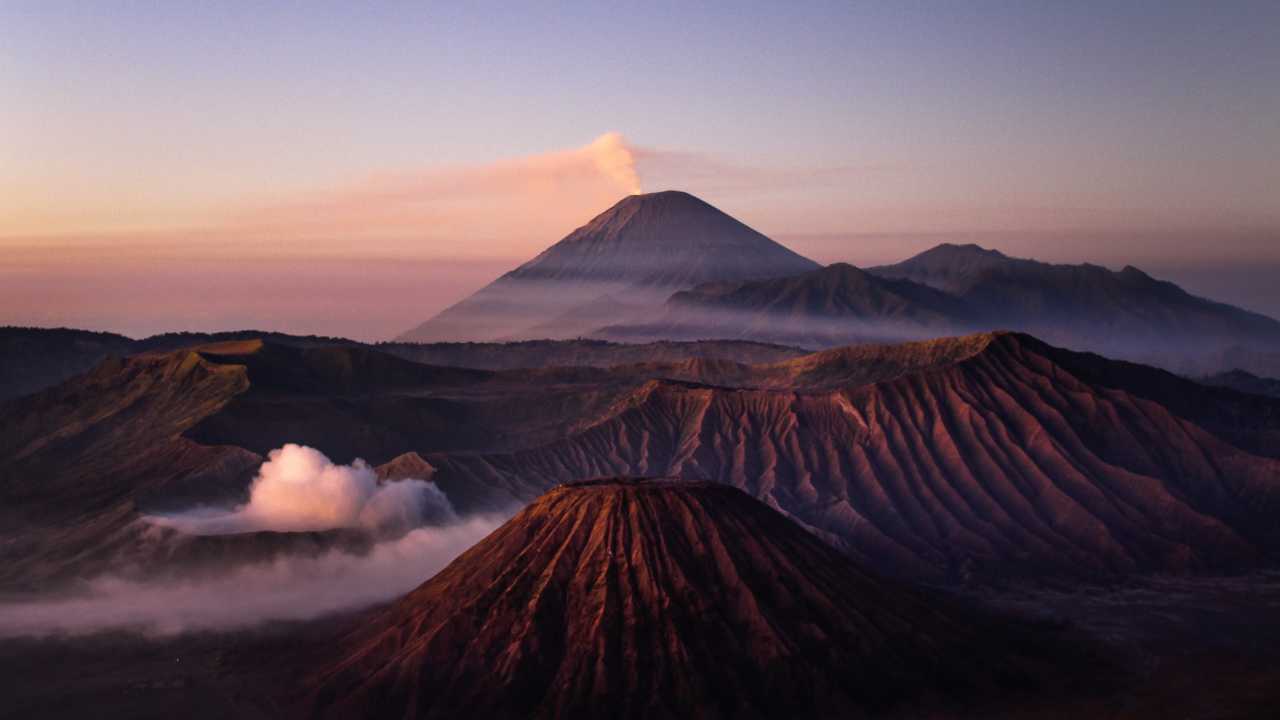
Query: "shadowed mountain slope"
307 479 1085 720
0 326 136 402
397 191 819 342
0 327 366 402
1 326 807 402
0 341 503 588
375 337 805 370
0 348 262 589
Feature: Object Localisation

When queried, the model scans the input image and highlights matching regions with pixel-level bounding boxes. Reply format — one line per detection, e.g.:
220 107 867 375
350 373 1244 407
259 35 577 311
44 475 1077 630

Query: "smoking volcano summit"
397 191 820 342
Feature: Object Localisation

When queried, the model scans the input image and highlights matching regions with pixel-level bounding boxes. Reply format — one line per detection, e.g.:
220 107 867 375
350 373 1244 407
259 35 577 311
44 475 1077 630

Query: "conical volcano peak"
550 189 794 249
592 189 725 223
397 190 818 341
609 188 711 210
509 189 817 292
553 190 740 249
308 476 1076 719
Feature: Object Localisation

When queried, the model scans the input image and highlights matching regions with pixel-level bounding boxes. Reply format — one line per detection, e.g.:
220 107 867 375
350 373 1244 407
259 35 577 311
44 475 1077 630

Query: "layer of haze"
0 444 507 636
3 1 1278 337
0 518 501 636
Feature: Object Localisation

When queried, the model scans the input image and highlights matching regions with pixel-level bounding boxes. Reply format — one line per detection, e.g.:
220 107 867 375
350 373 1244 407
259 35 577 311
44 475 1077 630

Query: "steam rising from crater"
146 444 455 536
584 131 641 195
0 444 510 637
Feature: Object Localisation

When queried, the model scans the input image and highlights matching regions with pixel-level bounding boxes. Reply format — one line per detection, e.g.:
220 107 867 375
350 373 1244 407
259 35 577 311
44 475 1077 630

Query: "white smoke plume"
583 131 641 195
145 444 455 537
0 443 512 637
227 132 643 254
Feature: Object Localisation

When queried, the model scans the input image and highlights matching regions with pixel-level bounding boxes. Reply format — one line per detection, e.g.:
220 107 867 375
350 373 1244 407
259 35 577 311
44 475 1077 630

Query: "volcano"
307 478 1071 719
396 191 819 342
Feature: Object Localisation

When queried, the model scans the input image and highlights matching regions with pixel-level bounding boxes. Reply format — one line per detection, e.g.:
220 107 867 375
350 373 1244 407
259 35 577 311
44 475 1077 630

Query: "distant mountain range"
868 243 1280 357
395 191 1280 370
597 243 1280 365
597 262 976 346
0 326 804 403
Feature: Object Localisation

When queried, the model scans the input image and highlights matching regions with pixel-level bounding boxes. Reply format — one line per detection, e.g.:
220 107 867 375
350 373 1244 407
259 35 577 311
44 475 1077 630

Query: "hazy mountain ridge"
392 192 1280 365
9 193 1280 395
596 262 978 346
0 325 807 402
868 243 1280 355
598 242 1280 368
375 336 805 370
1199 369 1280 398
0 327 137 401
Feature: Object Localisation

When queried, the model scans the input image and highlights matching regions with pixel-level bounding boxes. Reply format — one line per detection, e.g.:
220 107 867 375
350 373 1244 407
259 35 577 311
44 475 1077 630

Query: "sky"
2 1 1278 340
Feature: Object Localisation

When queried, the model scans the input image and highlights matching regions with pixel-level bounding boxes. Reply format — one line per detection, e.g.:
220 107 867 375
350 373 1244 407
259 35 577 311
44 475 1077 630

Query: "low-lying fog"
0 444 509 637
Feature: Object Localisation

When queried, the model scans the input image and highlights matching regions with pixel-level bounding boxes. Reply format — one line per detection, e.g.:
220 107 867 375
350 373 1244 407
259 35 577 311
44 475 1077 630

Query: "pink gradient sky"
3 2 1277 339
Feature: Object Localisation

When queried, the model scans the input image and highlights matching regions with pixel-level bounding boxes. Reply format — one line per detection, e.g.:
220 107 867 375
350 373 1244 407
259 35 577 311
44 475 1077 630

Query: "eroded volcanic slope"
0 336 791 587
420 332 1280 582
7 330 1280 587
0 346 263 589
0 339 510 587
306 479 1073 720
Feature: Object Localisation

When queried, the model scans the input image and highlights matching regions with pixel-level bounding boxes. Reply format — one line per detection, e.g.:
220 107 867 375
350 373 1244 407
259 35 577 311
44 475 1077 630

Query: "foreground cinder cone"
305 478 1088 720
